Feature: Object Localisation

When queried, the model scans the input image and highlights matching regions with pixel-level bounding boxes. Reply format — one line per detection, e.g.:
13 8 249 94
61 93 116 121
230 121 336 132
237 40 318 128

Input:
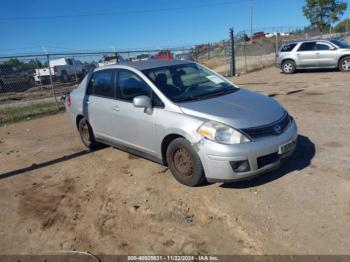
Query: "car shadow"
219 135 315 189
0 148 105 180
280 68 339 74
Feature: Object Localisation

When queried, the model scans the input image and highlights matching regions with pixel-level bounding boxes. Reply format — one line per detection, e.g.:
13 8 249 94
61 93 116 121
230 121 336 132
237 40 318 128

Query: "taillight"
67 95 71 107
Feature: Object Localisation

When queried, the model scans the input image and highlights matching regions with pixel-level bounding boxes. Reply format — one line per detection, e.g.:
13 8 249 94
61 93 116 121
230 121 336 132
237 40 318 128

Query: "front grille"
257 152 279 169
241 113 291 139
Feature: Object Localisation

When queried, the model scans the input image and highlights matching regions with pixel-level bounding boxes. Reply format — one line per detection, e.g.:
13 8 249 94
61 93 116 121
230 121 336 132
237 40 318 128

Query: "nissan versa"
65 60 298 186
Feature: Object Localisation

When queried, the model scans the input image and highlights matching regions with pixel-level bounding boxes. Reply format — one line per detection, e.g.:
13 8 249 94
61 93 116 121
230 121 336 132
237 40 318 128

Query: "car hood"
178 88 285 129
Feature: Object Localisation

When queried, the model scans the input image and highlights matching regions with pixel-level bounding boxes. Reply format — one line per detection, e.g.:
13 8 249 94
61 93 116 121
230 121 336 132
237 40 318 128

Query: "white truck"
34 58 85 84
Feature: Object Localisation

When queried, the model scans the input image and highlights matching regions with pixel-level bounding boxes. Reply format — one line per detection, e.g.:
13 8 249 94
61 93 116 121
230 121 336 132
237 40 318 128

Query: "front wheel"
339 56 350 72
78 118 98 150
166 138 205 187
281 60 296 74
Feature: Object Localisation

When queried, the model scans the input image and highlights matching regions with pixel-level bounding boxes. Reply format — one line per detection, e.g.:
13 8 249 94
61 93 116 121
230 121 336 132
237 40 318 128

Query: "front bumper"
197 119 298 182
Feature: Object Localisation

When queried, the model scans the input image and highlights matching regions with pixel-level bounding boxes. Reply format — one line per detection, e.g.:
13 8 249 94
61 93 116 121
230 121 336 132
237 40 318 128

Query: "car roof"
283 39 332 45
99 59 194 71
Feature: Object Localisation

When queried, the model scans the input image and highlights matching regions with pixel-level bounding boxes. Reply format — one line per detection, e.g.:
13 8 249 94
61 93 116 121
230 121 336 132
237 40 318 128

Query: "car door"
84 69 116 140
315 42 338 67
112 69 158 156
295 42 318 68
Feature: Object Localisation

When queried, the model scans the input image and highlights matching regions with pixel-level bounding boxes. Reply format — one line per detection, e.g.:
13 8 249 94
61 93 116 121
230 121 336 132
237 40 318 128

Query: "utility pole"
229 28 236 77
249 0 253 37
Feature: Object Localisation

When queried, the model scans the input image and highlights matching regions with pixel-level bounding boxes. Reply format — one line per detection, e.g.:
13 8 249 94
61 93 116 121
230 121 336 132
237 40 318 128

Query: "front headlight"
197 121 251 145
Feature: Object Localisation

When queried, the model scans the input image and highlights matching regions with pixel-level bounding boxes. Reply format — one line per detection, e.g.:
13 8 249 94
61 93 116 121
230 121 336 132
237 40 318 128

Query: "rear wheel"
166 138 205 187
78 118 98 150
282 60 296 74
339 56 350 72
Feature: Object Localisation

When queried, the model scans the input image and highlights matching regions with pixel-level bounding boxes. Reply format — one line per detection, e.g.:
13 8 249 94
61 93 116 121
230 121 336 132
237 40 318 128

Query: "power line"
0 0 252 21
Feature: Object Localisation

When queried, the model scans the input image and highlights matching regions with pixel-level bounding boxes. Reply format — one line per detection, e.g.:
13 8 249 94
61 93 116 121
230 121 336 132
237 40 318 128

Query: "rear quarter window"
87 70 114 99
280 43 297 52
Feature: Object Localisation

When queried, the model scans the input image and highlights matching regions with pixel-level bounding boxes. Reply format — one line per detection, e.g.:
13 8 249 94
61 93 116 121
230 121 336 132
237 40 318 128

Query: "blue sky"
0 0 349 54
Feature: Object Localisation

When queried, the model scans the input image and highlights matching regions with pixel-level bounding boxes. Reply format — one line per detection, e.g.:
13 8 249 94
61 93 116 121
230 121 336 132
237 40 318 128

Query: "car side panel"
110 100 158 156
85 95 115 139
155 109 206 160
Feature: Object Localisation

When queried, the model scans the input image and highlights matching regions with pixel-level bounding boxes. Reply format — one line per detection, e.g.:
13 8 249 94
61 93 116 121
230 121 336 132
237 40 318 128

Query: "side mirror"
133 95 153 114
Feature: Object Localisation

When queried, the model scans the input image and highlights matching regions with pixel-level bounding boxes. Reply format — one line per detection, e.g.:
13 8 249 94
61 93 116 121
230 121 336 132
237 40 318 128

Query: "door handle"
85 101 90 104
113 106 120 111
316 52 320 55
296 53 300 56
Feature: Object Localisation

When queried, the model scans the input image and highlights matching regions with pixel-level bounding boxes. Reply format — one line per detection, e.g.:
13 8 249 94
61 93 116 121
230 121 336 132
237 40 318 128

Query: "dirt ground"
0 67 349 255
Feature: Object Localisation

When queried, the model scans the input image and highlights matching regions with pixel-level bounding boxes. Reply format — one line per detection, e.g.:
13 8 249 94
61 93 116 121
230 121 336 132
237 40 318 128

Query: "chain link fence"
1 26 349 125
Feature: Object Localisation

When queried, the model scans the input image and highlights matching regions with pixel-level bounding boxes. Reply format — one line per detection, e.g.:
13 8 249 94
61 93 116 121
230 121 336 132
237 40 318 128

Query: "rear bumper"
197 119 298 182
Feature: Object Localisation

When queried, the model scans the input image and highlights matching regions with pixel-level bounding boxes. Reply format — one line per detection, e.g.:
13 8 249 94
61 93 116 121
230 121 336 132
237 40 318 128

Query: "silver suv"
276 39 350 74
65 60 297 186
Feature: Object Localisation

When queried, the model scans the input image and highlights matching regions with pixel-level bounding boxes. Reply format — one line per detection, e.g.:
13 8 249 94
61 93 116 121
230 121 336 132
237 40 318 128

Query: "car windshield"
329 39 350 49
142 63 238 103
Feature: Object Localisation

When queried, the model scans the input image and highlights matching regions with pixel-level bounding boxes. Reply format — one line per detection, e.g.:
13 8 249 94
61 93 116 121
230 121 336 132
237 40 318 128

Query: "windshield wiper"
175 88 236 103
194 88 236 99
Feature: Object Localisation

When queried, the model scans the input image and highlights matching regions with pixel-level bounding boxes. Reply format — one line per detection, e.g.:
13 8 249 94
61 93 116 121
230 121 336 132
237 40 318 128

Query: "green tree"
4 58 22 67
334 18 350 32
303 0 348 32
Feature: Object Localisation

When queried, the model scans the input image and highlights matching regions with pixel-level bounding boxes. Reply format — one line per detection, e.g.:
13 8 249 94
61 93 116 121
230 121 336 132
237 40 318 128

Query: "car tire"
166 138 205 187
339 56 350 72
78 117 98 150
281 60 296 74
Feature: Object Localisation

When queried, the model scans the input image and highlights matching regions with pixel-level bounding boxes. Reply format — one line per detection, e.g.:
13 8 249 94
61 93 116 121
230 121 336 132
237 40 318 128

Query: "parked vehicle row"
65 60 297 187
0 64 35 92
34 58 85 84
276 39 350 74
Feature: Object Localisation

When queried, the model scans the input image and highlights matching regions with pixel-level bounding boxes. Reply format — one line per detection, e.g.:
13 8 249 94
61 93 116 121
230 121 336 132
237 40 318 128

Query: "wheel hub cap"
82 123 89 142
342 60 350 71
284 63 293 72
173 148 193 177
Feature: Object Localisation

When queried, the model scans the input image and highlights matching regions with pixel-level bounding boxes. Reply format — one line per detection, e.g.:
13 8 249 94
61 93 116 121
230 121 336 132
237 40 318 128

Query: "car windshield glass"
142 63 238 103
329 39 350 48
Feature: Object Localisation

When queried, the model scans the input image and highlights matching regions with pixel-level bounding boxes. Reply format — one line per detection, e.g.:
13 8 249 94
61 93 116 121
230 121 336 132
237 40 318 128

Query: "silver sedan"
65 60 297 186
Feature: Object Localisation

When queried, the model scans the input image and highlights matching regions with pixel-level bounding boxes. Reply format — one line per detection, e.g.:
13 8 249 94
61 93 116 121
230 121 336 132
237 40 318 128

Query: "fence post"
35 58 43 90
275 33 279 56
260 44 264 70
115 52 119 63
243 42 247 73
73 56 78 83
46 54 59 111
229 28 236 77
207 43 210 60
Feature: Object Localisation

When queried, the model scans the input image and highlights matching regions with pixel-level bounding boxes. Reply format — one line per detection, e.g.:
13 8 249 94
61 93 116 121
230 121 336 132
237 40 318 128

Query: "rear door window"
280 43 297 52
298 42 316 51
87 70 114 99
316 42 332 51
